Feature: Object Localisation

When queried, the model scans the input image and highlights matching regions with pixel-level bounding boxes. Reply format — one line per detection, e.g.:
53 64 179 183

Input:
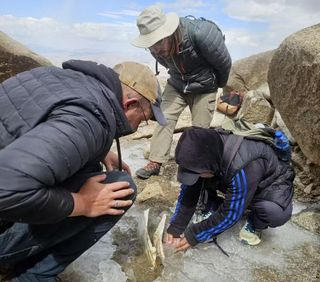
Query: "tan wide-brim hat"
132 5 180 48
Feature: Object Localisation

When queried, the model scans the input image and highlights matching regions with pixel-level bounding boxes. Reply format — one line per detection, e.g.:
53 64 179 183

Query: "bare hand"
175 234 191 252
165 233 192 252
103 151 131 175
70 174 134 217
164 233 184 247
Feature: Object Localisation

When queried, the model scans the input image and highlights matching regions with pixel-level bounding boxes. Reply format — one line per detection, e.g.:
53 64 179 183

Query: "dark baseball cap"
177 167 201 185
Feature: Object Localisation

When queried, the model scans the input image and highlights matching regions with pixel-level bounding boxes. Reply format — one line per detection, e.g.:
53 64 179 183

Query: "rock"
224 50 275 93
304 184 314 194
236 89 274 124
137 209 157 267
0 31 52 83
131 108 191 140
210 109 233 128
257 83 271 102
210 90 234 128
137 182 164 203
292 209 320 235
268 24 320 165
143 144 151 159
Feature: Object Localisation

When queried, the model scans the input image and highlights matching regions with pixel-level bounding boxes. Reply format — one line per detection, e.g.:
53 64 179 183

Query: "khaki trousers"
149 83 216 163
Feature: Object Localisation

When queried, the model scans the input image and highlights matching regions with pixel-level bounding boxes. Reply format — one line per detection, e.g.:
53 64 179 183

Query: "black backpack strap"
221 135 244 174
115 137 122 171
155 60 160 76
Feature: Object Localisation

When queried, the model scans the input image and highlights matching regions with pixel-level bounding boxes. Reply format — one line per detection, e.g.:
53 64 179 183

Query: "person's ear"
123 97 139 110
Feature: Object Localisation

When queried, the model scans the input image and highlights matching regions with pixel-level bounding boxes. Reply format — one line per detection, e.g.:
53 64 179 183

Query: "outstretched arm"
166 182 201 239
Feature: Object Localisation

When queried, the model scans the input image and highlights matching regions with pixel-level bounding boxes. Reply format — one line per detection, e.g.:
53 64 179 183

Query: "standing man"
0 60 166 281
132 5 232 179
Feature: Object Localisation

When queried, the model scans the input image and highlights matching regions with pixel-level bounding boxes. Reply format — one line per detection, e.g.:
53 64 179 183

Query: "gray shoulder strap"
221 135 244 174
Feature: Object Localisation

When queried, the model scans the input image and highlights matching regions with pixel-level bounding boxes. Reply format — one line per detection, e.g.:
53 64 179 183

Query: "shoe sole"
239 237 261 246
136 170 160 179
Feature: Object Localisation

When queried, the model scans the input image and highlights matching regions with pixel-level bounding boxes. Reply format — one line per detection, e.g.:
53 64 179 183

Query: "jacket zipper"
171 57 189 93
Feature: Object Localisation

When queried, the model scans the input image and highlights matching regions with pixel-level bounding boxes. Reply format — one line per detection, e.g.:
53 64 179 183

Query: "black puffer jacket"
155 17 232 94
0 60 132 224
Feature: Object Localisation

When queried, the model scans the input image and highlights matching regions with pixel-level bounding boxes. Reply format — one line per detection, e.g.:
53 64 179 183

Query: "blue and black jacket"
167 128 294 246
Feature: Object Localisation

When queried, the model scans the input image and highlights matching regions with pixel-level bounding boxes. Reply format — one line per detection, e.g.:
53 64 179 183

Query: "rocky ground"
60 125 320 282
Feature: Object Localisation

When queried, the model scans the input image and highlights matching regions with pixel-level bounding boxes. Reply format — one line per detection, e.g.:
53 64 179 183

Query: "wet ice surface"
60 232 126 282
61 201 319 282
156 216 320 282
61 138 320 282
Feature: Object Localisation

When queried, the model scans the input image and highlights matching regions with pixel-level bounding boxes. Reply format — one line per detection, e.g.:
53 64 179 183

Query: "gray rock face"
236 89 274 124
225 50 275 93
268 24 320 165
0 31 52 83
292 208 320 235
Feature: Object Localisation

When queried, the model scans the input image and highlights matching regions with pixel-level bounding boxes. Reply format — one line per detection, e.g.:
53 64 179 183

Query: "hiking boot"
136 161 161 179
239 220 261 246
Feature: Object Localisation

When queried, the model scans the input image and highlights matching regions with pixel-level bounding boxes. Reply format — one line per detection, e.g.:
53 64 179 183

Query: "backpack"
219 118 291 163
216 91 244 116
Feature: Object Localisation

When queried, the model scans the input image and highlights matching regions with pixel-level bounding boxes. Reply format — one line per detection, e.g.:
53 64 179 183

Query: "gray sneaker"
239 220 262 246
136 161 161 179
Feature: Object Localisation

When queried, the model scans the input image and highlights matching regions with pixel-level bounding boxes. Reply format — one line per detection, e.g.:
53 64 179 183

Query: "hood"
62 60 133 137
175 127 223 185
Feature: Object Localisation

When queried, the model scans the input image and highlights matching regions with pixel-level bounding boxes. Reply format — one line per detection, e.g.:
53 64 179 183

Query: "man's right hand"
70 174 134 217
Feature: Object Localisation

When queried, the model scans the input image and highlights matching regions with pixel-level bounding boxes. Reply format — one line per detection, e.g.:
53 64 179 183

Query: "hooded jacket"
154 17 232 94
168 128 294 246
0 60 132 224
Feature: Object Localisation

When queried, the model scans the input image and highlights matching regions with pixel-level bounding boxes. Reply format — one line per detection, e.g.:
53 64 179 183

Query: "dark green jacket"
155 17 232 94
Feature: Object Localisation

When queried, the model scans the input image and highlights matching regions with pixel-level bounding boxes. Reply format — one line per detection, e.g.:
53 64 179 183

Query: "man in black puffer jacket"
165 127 294 251
132 5 232 179
0 60 166 281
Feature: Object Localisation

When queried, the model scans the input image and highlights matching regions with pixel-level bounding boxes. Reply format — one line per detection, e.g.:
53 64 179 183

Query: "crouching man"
0 60 166 281
166 127 294 251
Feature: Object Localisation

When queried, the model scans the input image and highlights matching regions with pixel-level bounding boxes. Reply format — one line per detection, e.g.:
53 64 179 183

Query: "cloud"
159 0 206 9
223 0 320 59
224 0 320 26
154 0 209 15
0 14 146 66
98 9 140 19
1 1 318 66
0 14 137 49
224 0 284 22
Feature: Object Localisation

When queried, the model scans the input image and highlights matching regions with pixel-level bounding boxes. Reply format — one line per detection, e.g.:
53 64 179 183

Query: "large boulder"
268 24 320 165
0 31 52 83
224 50 275 93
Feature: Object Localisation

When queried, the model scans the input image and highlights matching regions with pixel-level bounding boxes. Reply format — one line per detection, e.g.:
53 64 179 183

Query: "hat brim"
132 12 180 48
151 104 167 125
177 167 200 186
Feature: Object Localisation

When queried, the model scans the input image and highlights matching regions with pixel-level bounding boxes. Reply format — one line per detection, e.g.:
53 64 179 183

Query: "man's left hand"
103 151 131 175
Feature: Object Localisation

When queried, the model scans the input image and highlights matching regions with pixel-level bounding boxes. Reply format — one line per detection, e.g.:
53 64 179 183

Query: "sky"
0 0 319 70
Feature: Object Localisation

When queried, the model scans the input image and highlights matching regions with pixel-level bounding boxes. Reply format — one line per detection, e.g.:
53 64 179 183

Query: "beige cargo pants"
149 83 216 163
